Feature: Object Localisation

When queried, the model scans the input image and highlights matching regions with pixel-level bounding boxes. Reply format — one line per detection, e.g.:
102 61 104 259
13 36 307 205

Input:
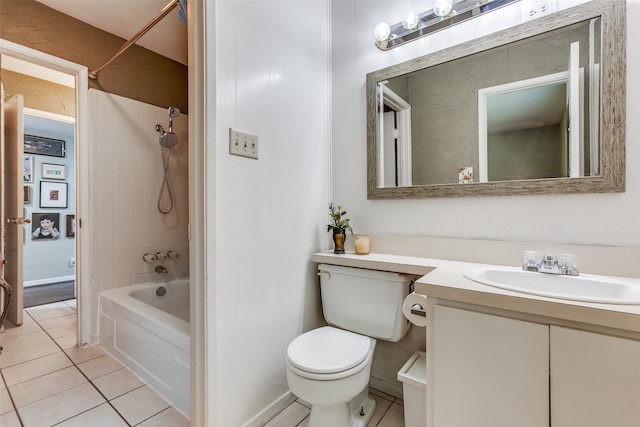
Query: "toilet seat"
287 326 372 376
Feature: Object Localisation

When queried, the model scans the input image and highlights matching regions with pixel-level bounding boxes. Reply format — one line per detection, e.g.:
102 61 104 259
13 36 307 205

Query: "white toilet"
286 264 413 427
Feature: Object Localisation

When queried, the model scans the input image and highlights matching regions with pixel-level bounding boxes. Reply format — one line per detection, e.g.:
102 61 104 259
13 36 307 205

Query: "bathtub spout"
155 265 168 274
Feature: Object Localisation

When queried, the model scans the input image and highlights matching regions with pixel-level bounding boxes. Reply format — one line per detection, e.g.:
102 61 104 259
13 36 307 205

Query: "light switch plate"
229 128 259 159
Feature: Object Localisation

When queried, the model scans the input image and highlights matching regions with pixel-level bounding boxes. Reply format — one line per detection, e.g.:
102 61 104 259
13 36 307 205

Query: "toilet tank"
318 264 414 342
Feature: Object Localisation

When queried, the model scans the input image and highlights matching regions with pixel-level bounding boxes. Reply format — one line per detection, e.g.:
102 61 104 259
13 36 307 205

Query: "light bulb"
374 22 391 42
433 0 454 17
402 12 420 30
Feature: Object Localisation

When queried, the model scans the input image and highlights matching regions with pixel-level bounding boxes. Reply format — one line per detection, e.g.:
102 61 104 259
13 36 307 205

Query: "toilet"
286 264 413 427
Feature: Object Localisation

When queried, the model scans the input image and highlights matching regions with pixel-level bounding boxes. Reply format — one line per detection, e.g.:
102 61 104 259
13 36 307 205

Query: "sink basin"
463 266 640 305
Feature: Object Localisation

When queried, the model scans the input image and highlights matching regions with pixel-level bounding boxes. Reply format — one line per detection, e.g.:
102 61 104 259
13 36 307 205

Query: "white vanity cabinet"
429 304 640 427
550 326 640 427
431 305 550 427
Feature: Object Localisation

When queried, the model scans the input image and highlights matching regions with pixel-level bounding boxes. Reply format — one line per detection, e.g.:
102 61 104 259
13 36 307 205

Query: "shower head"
159 132 179 149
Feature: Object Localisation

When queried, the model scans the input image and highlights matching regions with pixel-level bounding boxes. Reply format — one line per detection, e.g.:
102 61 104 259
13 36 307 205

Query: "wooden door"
3 94 25 325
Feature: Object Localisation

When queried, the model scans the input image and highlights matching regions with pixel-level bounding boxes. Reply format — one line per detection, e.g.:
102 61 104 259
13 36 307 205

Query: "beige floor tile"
376 402 404 427
1 387 13 415
366 394 393 427
63 299 77 310
54 334 79 350
137 407 190 427
110 385 171 426
26 302 69 313
9 366 87 408
77 354 123 380
264 401 310 427
2 352 73 387
296 416 309 427
17 382 106 427
0 410 21 427
27 306 76 322
296 397 311 409
0 321 41 340
56 402 128 427
38 313 77 330
0 331 60 368
92 367 144 400
65 344 106 364
47 322 78 339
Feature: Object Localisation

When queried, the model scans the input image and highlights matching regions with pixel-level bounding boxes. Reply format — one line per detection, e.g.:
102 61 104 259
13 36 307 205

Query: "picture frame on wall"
24 134 66 157
39 181 68 208
41 163 67 180
24 186 30 204
66 214 76 238
24 155 34 183
31 212 61 240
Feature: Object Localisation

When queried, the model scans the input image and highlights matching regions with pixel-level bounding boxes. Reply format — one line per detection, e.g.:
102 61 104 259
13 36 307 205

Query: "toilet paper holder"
410 303 426 317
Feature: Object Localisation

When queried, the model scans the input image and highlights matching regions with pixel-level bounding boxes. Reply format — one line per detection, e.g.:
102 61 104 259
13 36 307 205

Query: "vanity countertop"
312 251 640 335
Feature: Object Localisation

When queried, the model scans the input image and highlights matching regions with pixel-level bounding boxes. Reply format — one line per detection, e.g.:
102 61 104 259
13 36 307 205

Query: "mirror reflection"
378 18 600 187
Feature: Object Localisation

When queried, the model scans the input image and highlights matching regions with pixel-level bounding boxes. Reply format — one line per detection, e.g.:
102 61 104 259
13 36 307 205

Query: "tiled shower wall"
87 89 189 342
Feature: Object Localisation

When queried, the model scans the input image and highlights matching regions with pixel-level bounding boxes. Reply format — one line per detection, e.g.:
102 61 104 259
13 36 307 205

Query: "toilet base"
307 387 376 427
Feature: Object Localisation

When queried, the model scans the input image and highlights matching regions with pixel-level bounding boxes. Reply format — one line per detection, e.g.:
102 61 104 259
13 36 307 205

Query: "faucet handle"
143 253 157 262
155 252 168 260
167 251 179 259
522 250 542 271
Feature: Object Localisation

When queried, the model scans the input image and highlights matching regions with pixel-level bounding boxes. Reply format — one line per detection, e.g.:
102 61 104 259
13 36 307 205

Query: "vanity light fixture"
374 0 521 50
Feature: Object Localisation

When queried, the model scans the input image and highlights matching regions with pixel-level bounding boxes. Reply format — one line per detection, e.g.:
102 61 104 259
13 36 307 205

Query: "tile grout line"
0 368 26 427
20 302 133 427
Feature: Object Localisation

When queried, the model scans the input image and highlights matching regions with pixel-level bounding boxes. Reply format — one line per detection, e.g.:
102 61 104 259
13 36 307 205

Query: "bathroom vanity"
312 251 640 427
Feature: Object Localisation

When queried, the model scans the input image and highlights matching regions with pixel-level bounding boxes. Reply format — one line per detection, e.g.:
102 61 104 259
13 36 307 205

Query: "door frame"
0 38 90 346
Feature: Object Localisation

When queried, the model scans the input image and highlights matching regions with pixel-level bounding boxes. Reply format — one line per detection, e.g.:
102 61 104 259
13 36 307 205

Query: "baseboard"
241 390 298 427
24 275 75 288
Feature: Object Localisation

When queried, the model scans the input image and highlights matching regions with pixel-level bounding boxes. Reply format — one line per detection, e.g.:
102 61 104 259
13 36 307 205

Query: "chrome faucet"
155 265 168 274
522 251 579 276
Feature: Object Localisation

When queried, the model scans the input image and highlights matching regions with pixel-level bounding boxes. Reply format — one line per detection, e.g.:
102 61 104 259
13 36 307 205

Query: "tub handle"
143 253 156 262
156 252 168 260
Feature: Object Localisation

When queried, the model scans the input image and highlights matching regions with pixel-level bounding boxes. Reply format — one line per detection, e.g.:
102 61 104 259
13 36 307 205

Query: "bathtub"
99 279 190 418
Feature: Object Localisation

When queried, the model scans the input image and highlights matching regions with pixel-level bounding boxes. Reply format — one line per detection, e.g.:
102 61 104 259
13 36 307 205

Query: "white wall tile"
88 89 189 343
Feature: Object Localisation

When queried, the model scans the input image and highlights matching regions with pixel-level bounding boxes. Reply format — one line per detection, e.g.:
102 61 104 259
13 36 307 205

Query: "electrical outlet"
69 257 76 268
521 0 557 22
229 128 259 159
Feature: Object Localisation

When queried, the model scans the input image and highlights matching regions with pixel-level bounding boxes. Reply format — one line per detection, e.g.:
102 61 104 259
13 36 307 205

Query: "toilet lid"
287 326 371 374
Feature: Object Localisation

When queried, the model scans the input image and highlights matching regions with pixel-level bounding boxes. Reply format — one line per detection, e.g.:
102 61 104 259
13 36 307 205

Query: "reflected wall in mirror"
367 0 625 199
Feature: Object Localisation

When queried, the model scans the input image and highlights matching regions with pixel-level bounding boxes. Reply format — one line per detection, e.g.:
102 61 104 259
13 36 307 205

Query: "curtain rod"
89 0 179 79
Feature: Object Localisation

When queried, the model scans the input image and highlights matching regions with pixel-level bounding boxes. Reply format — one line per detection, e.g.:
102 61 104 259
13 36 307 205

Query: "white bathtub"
99 279 190 418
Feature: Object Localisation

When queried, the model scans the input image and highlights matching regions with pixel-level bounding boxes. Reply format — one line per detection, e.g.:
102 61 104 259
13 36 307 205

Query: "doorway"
1 38 90 345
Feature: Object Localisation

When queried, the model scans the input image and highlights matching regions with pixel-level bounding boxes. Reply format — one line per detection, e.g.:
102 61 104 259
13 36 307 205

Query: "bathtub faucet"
155 265 168 274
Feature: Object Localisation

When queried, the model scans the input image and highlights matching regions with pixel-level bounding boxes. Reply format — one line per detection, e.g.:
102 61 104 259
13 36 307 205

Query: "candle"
354 235 371 255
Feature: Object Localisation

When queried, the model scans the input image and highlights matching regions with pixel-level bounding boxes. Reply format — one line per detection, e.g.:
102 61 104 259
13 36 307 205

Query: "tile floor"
1 300 405 427
263 388 405 427
0 300 189 426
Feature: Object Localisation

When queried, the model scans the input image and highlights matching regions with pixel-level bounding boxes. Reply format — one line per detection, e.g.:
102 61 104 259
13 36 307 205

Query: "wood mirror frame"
366 0 625 199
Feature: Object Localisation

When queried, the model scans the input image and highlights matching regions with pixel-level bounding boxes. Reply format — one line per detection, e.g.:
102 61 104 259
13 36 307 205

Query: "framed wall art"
24 186 30 204
66 214 76 238
24 155 34 183
39 181 68 208
31 212 61 240
24 134 66 157
41 163 67 180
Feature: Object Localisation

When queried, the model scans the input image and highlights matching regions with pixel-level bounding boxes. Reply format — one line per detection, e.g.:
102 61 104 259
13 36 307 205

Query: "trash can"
397 351 426 427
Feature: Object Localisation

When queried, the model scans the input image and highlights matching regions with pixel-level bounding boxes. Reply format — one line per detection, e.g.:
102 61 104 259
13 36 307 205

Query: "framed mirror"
367 0 625 199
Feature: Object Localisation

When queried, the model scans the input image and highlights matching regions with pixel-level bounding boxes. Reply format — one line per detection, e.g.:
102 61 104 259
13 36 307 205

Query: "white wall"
88 89 189 343
23 116 76 284
331 0 640 249
331 0 640 395
205 1 331 425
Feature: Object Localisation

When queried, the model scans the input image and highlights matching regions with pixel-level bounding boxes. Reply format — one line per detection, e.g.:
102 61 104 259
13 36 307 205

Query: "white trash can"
397 351 426 427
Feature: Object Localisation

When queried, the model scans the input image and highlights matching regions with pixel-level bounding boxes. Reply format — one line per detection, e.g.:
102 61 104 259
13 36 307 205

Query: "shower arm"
89 0 180 80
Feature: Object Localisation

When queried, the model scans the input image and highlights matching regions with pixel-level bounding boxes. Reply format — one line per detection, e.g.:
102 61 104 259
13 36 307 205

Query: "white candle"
354 235 371 255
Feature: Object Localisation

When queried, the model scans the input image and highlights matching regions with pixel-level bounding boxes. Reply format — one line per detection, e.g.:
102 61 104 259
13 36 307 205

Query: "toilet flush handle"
317 271 331 280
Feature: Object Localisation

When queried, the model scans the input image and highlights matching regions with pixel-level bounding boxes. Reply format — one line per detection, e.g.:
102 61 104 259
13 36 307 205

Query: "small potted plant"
327 202 353 254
